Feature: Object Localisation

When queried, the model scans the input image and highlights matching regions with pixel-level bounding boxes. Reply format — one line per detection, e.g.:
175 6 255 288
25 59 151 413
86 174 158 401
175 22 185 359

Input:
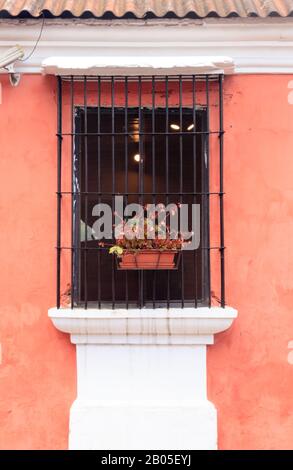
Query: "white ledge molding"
49 306 237 345
42 56 234 76
49 306 237 450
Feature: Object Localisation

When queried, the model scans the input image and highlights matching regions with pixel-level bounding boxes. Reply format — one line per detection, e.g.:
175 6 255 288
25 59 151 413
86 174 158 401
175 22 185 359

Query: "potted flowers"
107 217 183 270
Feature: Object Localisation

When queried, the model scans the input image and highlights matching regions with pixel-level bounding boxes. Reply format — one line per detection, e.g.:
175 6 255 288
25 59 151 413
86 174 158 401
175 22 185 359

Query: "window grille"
56 74 225 309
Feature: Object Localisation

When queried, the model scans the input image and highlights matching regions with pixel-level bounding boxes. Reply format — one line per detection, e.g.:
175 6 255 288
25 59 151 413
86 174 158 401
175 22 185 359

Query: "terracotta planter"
118 249 178 270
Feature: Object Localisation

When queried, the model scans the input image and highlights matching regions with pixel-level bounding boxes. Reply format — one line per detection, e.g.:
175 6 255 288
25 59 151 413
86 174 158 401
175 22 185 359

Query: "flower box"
117 249 180 270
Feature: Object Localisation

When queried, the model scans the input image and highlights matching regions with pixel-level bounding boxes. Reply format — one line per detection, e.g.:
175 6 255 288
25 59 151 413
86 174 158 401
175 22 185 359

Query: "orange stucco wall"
0 74 292 449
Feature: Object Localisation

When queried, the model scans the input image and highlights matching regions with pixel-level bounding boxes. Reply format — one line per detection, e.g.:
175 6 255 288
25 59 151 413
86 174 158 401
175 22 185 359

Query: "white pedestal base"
49 307 237 450
69 399 217 450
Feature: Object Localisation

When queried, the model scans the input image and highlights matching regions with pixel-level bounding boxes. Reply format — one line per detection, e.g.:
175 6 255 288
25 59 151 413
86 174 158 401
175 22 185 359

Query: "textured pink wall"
208 74 293 450
0 74 292 449
0 75 75 449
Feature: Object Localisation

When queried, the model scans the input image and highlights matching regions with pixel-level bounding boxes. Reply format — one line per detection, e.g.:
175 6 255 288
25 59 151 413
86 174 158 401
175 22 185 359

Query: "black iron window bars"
56 74 225 310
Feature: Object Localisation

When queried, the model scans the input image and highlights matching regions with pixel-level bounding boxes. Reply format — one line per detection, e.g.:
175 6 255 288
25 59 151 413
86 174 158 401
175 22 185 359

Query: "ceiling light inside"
134 154 140 162
187 123 195 131
170 124 180 131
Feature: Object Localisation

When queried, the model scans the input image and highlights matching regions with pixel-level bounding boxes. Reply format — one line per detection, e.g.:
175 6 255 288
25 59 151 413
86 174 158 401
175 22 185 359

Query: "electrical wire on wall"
20 12 45 62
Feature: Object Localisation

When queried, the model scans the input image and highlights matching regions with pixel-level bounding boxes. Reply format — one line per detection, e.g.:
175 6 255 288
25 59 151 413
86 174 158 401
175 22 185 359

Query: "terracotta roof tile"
0 0 292 18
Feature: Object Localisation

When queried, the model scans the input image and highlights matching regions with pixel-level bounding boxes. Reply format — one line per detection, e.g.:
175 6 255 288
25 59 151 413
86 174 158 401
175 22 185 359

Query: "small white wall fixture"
49 306 237 450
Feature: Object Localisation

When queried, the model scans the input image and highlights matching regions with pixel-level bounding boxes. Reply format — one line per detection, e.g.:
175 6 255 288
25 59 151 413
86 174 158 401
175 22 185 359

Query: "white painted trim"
42 55 234 75
0 18 293 74
48 306 237 345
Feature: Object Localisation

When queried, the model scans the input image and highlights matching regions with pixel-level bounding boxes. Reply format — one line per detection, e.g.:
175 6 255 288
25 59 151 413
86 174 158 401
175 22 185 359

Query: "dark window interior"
74 106 209 308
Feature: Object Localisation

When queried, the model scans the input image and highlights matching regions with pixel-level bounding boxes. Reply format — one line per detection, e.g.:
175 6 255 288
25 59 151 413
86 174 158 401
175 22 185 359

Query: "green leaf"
109 245 124 256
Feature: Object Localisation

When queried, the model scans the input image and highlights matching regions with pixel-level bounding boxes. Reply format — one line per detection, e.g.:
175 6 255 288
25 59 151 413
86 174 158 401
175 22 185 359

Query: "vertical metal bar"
111 76 116 309
138 76 143 309
152 76 156 309
192 75 198 308
76 109 82 306
70 76 74 309
165 76 170 309
56 76 62 309
139 77 144 198
179 76 184 308
219 74 225 307
83 76 88 309
124 77 129 309
206 75 211 307
97 76 101 308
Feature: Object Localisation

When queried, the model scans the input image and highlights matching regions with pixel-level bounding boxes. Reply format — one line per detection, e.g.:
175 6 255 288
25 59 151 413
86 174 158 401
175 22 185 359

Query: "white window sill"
49 306 237 345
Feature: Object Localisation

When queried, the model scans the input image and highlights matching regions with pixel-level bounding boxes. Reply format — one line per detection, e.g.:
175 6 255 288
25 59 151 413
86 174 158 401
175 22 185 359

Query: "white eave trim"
42 55 234 76
1 18 293 74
